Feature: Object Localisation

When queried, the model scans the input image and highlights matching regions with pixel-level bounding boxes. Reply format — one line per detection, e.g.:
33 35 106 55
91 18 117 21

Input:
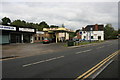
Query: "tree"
118 29 120 34
26 22 35 28
104 24 118 39
69 32 76 39
10 20 26 27
112 30 118 39
37 21 49 31
1 17 11 25
50 25 59 28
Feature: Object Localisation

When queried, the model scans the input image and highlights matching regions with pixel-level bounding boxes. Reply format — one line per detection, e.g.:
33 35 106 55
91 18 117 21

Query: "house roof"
83 24 104 31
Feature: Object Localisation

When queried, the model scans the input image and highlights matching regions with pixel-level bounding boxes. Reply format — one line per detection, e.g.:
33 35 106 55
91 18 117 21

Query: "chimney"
82 27 84 31
95 24 98 31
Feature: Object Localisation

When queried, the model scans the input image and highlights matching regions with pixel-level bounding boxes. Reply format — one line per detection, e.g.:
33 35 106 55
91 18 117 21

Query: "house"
77 24 104 41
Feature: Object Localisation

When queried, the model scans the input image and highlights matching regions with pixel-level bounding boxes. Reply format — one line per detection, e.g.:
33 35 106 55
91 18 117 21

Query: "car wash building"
0 25 36 44
43 27 74 43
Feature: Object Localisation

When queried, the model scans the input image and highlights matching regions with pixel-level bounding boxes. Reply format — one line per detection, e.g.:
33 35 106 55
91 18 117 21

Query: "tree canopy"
1 17 11 25
10 20 26 27
1 17 51 31
104 24 118 39
37 21 49 31
118 29 120 34
50 25 59 28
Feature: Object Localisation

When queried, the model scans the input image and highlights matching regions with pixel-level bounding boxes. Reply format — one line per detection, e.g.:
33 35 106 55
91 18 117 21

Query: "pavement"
1 42 68 59
1 39 119 80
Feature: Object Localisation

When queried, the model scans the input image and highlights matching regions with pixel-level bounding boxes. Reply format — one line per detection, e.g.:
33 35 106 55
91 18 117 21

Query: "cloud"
0 2 118 30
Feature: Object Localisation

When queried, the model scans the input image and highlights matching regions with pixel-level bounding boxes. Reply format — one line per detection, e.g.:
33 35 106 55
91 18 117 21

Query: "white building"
78 24 104 41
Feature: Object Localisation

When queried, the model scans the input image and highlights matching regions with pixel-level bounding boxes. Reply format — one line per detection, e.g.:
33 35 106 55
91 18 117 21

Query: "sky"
0 0 119 30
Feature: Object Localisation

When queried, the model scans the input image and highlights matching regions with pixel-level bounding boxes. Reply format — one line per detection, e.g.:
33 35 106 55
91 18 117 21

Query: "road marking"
96 46 104 49
92 60 113 79
75 50 119 80
22 56 64 67
76 49 92 54
107 44 112 46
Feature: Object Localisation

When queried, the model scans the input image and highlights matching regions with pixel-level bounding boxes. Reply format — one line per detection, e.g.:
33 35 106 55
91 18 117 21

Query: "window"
84 36 86 39
98 36 101 40
38 37 40 40
91 36 93 39
34 37 37 40
80 32 82 35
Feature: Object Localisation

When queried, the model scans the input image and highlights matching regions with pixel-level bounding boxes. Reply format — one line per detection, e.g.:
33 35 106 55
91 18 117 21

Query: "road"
2 40 119 80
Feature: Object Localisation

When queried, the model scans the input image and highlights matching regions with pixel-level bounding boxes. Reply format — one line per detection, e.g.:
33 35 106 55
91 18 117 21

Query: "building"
43 27 73 43
33 31 45 43
0 25 36 44
77 24 104 41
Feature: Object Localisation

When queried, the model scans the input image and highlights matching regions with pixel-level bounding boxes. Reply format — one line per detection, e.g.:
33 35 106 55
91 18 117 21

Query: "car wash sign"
0 25 16 31
19 28 35 32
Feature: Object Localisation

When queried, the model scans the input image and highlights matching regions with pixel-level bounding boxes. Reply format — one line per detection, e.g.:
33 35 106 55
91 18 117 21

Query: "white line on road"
107 44 112 46
92 60 113 79
22 56 64 67
96 46 104 49
76 49 92 54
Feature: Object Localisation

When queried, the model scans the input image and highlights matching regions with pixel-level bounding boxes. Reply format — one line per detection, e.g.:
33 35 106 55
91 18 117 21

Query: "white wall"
65 32 69 40
81 31 104 40
58 32 69 41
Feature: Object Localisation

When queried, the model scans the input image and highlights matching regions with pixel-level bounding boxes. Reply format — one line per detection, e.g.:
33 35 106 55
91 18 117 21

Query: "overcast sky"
0 0 119 30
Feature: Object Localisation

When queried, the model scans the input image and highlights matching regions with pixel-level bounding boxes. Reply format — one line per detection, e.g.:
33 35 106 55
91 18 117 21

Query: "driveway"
2 43 68 59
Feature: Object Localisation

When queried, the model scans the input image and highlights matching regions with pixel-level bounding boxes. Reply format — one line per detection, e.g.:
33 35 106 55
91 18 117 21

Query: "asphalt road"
2 40 119 80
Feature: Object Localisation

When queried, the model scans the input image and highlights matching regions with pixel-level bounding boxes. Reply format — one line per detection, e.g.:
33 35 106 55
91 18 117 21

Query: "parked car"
42 38 50 44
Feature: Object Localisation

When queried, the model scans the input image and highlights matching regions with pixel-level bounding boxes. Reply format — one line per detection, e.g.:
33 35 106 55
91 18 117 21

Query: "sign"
19 28 35 32
0 25 16 31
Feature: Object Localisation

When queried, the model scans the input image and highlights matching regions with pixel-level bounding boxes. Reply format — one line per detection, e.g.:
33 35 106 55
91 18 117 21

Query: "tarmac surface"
1 39 119 80
2 42 68 58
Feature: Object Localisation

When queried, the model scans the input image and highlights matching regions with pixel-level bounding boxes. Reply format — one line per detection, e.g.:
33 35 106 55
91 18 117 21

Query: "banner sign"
0 25 16 31
19 28 35 32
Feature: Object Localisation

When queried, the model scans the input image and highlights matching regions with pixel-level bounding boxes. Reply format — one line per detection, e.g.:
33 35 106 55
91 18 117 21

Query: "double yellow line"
75 50 120 80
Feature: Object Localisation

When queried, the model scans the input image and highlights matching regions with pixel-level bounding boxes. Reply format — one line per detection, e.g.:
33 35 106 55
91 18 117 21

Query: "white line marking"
96 46 104 49
22 56 64 67
92 60 113 79
107 44 112 46
57 56 64 58
76 49 92 54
